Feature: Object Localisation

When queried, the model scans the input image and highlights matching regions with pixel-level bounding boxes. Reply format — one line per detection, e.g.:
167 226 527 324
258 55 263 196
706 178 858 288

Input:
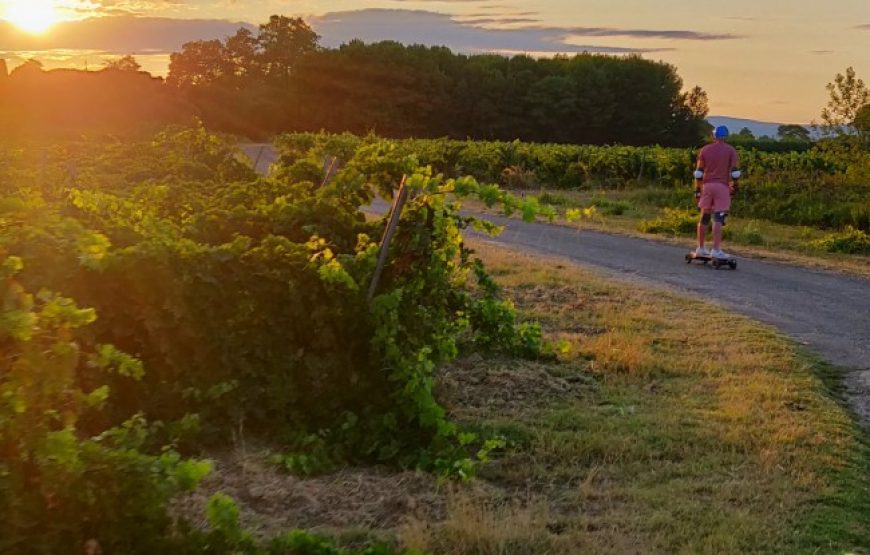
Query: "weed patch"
638 207 697 235
811 226 870 254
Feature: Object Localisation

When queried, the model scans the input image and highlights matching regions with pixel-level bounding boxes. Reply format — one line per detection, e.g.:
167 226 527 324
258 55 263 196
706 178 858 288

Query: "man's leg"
712 221 722 251
697 211 712 249
712 212 728 252
711 184 731 253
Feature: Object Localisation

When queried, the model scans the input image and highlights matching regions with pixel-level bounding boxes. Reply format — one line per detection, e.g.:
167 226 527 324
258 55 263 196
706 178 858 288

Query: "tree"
854 104 870 147
738 127 755 139
167 40 227 87
258 16 319 79
103 55 141 73
669 85 710 145
819 66 870 135
777 124 811 142
225 28 261 82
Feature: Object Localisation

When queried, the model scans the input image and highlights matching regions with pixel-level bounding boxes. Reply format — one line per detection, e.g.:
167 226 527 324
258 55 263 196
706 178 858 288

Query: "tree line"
0 58 190 137
0 15 717 145
166 16 710 145
0 16 711 144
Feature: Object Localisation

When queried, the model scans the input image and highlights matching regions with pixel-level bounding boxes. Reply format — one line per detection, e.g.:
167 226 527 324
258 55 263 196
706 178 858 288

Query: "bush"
638 208 698 235
538 191 570 207
811 226 870 254
0 256 211 554
3 127 548 480
731 220 766 245
589 197 633 216
500 165 538 189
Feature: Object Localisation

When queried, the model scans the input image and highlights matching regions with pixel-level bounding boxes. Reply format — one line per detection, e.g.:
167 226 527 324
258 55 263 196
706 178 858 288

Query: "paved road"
243 144 870 426
241 143 280 176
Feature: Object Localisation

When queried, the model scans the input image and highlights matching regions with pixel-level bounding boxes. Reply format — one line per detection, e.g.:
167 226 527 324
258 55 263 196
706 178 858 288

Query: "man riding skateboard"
693 125 741 259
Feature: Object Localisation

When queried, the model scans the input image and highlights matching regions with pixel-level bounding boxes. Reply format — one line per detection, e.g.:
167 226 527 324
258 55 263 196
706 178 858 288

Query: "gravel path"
243 144 870 427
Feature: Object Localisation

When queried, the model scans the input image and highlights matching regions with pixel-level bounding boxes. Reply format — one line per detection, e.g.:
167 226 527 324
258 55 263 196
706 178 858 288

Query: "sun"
3 0 62 34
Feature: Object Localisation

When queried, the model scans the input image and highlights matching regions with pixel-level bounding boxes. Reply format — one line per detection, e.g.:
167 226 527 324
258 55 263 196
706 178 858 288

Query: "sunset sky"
1 0 868 123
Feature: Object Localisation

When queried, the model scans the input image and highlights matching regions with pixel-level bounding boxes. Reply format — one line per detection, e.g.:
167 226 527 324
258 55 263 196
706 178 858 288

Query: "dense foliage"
0 252 214 553
0 125 550 549
275 133 870 232
167 18 709 145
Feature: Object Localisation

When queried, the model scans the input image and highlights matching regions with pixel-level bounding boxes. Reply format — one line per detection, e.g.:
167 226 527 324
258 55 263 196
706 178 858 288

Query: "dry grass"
446 241 869 554
400 492 552 555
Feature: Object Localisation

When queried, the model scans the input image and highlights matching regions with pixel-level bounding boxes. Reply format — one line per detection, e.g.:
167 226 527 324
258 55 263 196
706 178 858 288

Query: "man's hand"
694 187 702 200
729 183 738 196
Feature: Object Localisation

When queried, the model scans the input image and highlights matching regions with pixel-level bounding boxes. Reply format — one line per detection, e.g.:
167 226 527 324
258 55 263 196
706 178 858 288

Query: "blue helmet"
714 125 730 139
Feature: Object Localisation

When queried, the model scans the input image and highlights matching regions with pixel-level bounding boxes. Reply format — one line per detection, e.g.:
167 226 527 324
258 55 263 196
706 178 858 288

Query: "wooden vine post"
367 176 409 303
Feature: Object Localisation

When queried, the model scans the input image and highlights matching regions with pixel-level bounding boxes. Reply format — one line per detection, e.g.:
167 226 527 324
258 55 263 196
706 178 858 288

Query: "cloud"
856 24 870 30
312 9 725 54
810 50 834 55
0 8 735 60
0 16 253 53
455 17 542 25
86 1 186 15
517 25 737 41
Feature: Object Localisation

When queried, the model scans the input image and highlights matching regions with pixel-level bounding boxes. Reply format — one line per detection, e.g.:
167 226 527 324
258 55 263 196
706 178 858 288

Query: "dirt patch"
437 355 594 419
173 449 486 541
173 355 595 543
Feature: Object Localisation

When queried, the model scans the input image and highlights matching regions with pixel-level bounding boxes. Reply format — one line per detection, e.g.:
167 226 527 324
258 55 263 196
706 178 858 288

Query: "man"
693 125 741 258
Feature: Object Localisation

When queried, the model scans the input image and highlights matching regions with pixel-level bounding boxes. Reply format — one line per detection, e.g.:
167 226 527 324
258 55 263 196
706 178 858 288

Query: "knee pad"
714 211 728 225
700 212 712 225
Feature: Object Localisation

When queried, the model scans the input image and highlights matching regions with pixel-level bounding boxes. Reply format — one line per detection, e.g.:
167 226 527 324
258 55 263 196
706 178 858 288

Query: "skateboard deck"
685 252 737 270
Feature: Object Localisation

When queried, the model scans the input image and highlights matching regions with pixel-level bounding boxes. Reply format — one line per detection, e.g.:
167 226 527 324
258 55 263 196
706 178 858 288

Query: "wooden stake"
253 145 265 175
367 176 409 303
321 155 339 188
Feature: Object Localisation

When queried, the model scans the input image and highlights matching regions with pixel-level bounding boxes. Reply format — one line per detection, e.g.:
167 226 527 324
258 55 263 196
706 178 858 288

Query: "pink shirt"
698 141 739 184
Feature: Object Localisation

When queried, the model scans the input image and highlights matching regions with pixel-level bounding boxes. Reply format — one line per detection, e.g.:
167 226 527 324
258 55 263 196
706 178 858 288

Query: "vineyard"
1 126 869 553
0 125 551 553
275 133 870 236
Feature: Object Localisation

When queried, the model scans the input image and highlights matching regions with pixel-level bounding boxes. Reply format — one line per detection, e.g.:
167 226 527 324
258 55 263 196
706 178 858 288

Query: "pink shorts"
699 182 731 213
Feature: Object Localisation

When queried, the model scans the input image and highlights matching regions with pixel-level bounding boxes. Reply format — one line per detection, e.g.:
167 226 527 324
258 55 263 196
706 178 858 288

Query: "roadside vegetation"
0 125 547 553
179 241 870 554
2 125 868 553
271 132 870 274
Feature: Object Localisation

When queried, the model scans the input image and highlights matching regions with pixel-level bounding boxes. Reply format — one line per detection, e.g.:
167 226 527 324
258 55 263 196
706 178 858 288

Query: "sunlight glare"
3 0 62 34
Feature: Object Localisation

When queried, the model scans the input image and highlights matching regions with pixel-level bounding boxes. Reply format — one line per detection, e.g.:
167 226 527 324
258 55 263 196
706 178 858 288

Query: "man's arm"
729 148 741 195
694 151 705 199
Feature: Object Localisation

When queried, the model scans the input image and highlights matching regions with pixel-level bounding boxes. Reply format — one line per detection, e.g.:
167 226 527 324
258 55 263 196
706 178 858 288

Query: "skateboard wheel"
729 260 737 270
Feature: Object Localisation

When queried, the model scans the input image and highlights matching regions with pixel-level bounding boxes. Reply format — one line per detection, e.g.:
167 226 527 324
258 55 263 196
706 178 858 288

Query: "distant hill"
707 116 812 139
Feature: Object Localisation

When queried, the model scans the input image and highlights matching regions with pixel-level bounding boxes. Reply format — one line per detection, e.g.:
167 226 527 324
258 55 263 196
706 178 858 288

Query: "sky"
0 0 868 123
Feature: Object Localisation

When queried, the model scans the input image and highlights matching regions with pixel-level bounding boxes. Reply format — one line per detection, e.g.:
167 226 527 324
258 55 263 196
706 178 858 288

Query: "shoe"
694 246 711 257
710 249 729 259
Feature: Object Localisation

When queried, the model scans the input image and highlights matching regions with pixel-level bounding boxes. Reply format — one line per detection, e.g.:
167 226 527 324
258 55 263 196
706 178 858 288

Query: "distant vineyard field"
275 133 847 189
275 134 870 232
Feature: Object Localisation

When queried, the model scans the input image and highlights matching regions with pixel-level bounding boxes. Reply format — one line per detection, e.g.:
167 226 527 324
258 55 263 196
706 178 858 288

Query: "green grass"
404 242 869 554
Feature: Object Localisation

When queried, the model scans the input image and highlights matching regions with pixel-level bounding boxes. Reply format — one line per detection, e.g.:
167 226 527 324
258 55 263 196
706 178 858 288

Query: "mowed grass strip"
406 241 869 554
